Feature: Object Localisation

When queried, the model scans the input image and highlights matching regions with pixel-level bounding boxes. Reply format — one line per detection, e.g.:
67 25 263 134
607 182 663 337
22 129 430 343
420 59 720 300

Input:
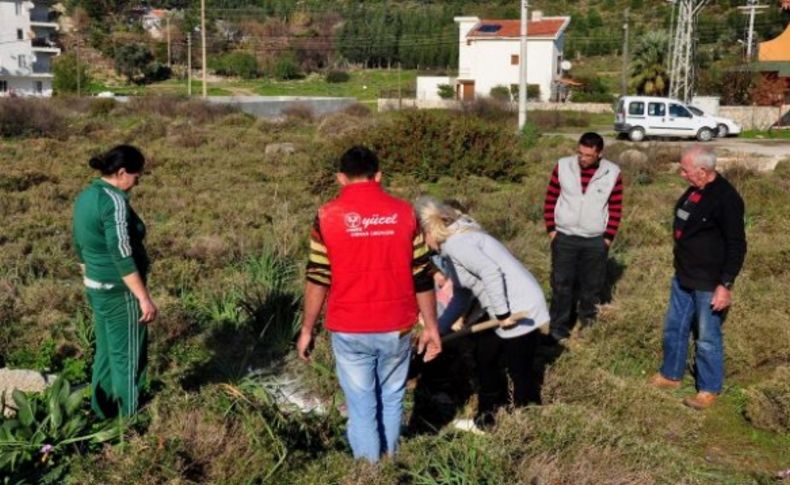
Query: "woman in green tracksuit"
72 145 157 419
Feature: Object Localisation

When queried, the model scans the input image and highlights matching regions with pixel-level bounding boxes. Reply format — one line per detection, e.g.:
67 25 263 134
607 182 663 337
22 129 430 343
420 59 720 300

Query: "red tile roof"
468 18 568 39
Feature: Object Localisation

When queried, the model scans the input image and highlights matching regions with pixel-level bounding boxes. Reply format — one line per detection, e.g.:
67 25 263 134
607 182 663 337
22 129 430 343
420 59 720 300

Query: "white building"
0 0 61 97
417 12 570 102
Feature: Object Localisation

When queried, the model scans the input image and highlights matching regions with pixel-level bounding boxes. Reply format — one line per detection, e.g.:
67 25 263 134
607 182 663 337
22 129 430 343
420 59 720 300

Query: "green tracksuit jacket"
72 178 150 418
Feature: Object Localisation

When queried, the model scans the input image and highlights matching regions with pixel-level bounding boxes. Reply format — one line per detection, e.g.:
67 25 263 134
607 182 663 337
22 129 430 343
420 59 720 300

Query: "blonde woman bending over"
415 197 549 426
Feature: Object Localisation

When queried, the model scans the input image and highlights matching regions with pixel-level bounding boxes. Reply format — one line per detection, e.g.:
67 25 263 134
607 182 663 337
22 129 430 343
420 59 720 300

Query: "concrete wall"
379 98 612 113
719 105 789 131
379 98 789 130
416 76 454 101
205 96 358 118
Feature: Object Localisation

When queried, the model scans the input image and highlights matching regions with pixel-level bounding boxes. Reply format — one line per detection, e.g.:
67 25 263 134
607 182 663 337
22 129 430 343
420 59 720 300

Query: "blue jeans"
331 331 412 462
659 277 724 393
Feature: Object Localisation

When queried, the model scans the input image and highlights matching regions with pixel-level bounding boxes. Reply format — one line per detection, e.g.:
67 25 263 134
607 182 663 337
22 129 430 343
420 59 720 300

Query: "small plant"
520 120 542 149
0 377 121 482
272 53 303 81
211 51 260 79
325 70 350 83
437 84 455 100
489 85 512 102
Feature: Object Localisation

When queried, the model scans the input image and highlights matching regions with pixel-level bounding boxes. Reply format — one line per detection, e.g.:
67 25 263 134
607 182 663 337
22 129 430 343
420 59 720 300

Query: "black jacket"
673 175 747 291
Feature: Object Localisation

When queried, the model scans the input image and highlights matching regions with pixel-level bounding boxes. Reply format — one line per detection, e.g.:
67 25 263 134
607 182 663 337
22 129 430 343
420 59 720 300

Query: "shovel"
441 311 529 343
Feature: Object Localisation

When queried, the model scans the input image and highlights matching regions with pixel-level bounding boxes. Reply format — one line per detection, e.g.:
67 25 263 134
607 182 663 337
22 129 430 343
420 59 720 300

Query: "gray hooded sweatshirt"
437 219 550 339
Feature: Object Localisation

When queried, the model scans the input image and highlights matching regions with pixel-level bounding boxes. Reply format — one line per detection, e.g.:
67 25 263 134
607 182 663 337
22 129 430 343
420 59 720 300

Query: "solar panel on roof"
478 24 502 33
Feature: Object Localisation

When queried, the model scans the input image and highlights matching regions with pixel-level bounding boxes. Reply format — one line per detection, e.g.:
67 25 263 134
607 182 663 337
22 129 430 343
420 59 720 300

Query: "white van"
614 96 719 142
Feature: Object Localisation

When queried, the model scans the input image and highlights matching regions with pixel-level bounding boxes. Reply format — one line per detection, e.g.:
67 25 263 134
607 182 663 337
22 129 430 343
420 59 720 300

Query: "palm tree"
630 31 670 96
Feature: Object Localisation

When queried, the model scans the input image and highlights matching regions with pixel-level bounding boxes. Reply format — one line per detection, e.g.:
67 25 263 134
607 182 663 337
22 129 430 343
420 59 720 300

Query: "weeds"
1 97 788 482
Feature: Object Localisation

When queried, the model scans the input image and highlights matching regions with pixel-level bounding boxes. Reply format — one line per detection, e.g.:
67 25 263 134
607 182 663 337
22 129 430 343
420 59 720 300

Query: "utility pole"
518 0 529 132
166 13 171 67
667 0 709 103
738 1 768 60
187 33 192 96
76 37 81 96
200 0 207 98
621 8 630 97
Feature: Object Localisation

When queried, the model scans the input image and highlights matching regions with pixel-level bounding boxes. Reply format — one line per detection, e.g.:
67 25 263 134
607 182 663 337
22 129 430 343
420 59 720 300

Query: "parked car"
614 96 719 142
687 105 742 138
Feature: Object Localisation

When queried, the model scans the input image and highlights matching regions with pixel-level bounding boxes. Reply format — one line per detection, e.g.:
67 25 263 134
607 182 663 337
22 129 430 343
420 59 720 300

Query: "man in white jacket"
543 132 624 343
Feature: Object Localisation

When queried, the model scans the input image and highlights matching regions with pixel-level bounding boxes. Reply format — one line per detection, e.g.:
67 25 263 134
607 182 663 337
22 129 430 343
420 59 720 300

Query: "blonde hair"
414 196 479 245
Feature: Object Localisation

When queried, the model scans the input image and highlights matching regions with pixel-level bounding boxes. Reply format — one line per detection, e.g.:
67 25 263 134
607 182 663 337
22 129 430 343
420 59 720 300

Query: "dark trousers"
549 232 608 339
474 330 539 424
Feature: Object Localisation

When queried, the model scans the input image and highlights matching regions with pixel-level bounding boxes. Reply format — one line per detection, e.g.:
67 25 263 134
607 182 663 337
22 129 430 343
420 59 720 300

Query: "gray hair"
682 145 716 170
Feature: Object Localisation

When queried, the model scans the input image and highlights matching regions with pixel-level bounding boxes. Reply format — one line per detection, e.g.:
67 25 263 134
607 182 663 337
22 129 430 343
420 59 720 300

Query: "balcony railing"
31 38 60 49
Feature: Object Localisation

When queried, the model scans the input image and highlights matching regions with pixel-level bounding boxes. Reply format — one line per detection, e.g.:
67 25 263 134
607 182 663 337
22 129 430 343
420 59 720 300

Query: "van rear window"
628 102 644 116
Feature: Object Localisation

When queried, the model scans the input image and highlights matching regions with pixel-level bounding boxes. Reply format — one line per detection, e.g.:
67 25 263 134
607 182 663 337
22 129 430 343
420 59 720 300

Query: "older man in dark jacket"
650 145 746 410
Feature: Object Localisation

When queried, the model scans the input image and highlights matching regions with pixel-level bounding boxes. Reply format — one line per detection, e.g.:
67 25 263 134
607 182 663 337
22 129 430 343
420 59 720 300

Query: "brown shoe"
683 392 717 410
649 373 681 390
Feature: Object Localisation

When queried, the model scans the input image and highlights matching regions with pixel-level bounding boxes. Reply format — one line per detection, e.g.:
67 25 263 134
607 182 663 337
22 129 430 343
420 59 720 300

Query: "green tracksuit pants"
87 289 147 419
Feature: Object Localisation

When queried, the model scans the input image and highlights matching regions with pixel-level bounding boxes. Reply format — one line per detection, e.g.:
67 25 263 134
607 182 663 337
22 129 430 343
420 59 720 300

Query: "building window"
18 56 27 69
34 81 43 94
0 81 7 93
17 29 24 40
511 55 519 65
15 1 22 15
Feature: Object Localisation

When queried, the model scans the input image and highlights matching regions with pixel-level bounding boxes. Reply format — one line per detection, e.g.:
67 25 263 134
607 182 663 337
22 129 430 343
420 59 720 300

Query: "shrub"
114 43 154 84
52 52 92 95
325 70 350 83
211 51 259 79
437 84 455 99
143 61 172 83
282 103 314 122
490 85 512 102
327 109 523 181
520 120 542 149
510 84 541 101
0 98 66 138
272 53 303 81
342 103 371 117
88 98 117 117
572 75 615 103
745 366 790 433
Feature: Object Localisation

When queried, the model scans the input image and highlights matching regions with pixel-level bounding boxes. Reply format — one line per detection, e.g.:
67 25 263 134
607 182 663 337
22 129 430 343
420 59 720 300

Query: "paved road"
551 133 790 171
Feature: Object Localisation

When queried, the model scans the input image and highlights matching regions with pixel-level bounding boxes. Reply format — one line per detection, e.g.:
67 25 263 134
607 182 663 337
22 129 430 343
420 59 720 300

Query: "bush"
143 61 172 83
490 85 512 102
520 120 542 148
210 51 259 79
325 70 350 83
510 84 541 101
0 98 66 138
327 109 523 181
272 53 303 81
572 76 615 103
114 43 154 84
745 366 790 433
437 84 455 100
52 52 92 95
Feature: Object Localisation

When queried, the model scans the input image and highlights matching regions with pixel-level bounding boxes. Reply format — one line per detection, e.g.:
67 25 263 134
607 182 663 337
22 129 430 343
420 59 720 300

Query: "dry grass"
1 97 788 483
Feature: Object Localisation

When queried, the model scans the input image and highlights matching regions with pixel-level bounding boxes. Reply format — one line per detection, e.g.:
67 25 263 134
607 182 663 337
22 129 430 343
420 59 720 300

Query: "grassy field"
1 97 789 483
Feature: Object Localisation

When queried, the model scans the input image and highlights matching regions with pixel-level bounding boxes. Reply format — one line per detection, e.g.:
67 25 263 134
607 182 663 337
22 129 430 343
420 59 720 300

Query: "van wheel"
717 124 729 138
628 127 645 142
697 127 714 142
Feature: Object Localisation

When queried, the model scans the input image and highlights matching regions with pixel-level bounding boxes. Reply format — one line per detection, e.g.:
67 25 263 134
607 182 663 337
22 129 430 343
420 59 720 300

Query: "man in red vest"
297 146 442 462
